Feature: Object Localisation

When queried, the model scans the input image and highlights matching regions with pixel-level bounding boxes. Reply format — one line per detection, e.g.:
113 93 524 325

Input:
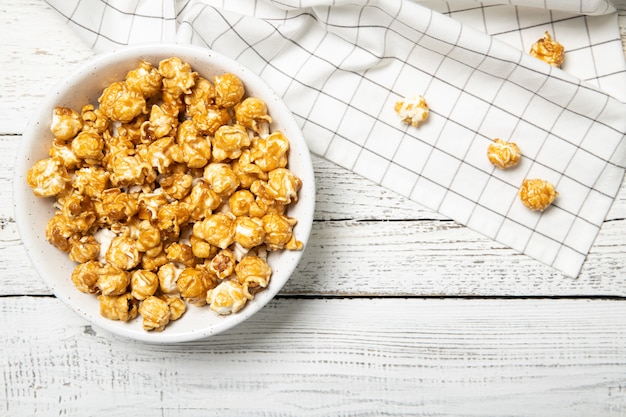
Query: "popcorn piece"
61 192 97 233
206 280 247 315
108 149 156 188
176 120 212 168
49 139 81 170
183 181 221 221
98 293 139 322
161 295 186 321
71 260 102 294
138 295 171 331
530 31 565 67
487 138 521 169
193 106 231 136
208 249 236 279
69 235 101 264
265 167 302 205
51 107 83 141
158 57 197 96
518 178 558 211
235 255 272 299
159 170 193 200
176 267 216 306
156 202 190 240
72 167 110 199
96 263 131 296
262 213 302 251
105 236 140 271
250 131 289 173
165 241 196 267
192 212 235 249
100 188 138 225
235 97 272 134
71 130 104 163
26 157 71 197
130 269 159 300
125 60 162 99
157 262 183 295
184 76 215 117
146 104 178 139
232 216 265 249
46 213 78 252
80 104 109 134
394 95 429 127
203 163 240 197
98 81 147 123
214 73 245 108
212 124 251 162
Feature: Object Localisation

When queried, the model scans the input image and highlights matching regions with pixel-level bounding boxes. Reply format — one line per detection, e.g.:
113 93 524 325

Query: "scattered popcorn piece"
394 95 429 127
518 178 558 211
487 138 522 169
530 31 565 67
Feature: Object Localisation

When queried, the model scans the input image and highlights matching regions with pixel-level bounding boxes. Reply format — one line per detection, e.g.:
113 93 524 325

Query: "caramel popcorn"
26 157 71 197
235 255 272 299
26 57 304 332
98 293 138 322
487 139 521 169
138 295 171 331
206 280 247 315
214 73 245 108
394 95 429 127
51 107 83 140
530 31 565 67
98 81 147 123
518 178 558 211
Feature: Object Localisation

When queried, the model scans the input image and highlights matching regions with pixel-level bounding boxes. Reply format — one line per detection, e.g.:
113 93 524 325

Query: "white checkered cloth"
46 0 626 277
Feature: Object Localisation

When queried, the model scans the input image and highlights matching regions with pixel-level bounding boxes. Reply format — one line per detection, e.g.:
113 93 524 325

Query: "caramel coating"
214 73 245 108
51 107 83 141
98 81 146 123
206 280 247 315
530 31 565 67
26 157 71 197
487 139 521 169
518 178 558 211
98 293 139 322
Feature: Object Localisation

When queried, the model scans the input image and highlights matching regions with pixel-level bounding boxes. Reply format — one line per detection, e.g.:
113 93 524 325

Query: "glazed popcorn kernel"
26 57 304 332
394 95 429 128
518 178 558 211
51 107 83 141
530 31 565 67
487 138 521 169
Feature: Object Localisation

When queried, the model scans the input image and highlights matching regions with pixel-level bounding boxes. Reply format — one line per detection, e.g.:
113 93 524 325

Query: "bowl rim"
13 43 315 344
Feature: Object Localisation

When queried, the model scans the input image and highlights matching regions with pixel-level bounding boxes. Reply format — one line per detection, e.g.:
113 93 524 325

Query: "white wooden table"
2 2 626 416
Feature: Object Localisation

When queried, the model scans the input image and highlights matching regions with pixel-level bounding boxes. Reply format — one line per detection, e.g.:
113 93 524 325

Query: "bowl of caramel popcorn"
14 44 315 343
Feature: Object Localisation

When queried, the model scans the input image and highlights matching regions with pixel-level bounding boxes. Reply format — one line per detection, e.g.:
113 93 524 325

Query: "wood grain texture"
2 296 626 417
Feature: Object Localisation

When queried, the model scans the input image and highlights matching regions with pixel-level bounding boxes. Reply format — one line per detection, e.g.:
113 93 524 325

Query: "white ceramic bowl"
13 44 315 343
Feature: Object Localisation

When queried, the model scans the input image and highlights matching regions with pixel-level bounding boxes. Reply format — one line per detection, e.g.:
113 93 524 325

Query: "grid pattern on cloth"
44 0 626 277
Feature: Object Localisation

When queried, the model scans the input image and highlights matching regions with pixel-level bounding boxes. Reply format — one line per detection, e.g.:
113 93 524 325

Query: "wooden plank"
2 296 626 416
